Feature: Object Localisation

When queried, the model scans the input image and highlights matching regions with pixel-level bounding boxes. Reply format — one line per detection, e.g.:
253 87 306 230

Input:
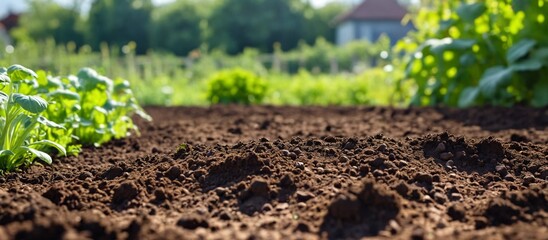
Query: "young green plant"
0 65 66 173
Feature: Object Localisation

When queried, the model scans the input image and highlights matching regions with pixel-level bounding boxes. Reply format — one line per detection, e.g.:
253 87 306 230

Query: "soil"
0 106 547 240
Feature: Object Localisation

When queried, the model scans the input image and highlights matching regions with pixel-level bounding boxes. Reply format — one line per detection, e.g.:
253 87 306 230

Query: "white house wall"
336 20 414 46
0 28 10 46
336 21 356 46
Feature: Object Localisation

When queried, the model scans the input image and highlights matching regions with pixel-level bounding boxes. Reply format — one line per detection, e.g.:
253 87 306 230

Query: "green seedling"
0 65 66 173
73 68 151 145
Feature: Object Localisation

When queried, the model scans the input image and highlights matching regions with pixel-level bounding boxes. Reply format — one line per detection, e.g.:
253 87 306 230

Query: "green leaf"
0 72 9 84
135 108 152 122
532 80 548 107
47 89 80 101
46 76 64 88
0 150 14 158
429 38 476 55
479 66 514 98
36 70 48 86
114 80 131 93
21 147 52 164
458 87 480 107
439 19 455 31
511 58 543 71
72 104 81 112
512 0 533 12
0 91 8 102
77 68 113 91
29 140 67 156
457 3 487 23
7 65 38 82
37 116 65 129
507 39 536 63
94 106 109 115
13 94 48 114
531 47 548 65
459 53 476 66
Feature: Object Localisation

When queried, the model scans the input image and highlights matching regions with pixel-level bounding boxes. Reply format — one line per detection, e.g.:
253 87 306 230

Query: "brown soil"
1 106 547 240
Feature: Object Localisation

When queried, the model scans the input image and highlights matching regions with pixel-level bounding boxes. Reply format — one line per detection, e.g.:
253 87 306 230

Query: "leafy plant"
0 65 66 173
57 68 151 145
206 68 268 104
398 0 548 107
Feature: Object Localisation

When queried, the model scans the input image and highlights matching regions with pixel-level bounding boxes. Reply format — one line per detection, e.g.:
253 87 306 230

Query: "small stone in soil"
523 175 536 185
450 193 463 201
112 181 139 204
439 152 453 161
177 214 209 230
496 165 508 176
434 143 446 153
164 166 181 180
296 191 315 202
102 166 124 180
447 204 466 221
414 172 433 185
249 178 270 198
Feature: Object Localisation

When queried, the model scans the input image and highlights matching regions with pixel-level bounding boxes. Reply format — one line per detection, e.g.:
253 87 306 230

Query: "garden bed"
0 106 547 239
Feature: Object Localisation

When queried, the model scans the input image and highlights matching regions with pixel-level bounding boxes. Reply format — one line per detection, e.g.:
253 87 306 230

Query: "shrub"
206 68 268 104
397 0 548 107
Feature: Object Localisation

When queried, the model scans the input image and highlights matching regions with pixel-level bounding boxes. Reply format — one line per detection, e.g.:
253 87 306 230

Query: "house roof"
0 12 19 30
334 0 408 24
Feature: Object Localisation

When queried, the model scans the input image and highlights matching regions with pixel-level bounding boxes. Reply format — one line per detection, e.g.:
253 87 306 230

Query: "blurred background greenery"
0 0 546 107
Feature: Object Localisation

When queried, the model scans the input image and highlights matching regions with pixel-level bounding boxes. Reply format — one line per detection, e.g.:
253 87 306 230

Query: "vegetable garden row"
1 65 149 173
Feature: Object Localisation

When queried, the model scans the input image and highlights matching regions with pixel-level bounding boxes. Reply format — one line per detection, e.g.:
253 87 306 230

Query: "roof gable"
335 0 408 24
0 13 19 30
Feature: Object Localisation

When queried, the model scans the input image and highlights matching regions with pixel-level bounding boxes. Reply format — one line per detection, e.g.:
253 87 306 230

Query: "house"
1 12 19 31
0 12 20 46
334 0 413 46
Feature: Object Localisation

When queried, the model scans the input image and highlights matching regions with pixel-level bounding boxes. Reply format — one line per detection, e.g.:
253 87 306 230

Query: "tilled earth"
0 106 547 240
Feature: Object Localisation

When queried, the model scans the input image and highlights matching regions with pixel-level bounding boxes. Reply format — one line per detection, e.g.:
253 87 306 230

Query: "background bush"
397 0 548 107
206 68 268 104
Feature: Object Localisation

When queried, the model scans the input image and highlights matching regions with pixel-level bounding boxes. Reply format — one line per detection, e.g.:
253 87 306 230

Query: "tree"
150 0 211 56
87 0 152 54
303 2 349 44
208 0 307 54
11 0 84 46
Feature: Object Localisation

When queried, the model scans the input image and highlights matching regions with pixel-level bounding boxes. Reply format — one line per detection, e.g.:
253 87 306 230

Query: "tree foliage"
12 0 350 55
11 0 84 46
150 0 212 55
87 0 153 54
303 2 348 44
208 0 310 54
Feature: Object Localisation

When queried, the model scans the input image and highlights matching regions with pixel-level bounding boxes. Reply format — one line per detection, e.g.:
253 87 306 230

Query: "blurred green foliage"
206 68 268 104
11 0 84 46
150 0 211 56
0 37 400 106
87 0 153 54
10 0 348 56
208 0 341 54
397 0 548 107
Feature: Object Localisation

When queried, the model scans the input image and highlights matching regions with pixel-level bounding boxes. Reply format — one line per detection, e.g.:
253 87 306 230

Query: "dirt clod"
177 214 209 230
112 181 139 204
